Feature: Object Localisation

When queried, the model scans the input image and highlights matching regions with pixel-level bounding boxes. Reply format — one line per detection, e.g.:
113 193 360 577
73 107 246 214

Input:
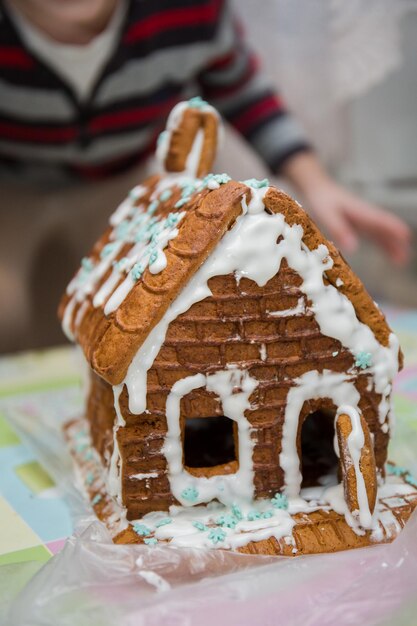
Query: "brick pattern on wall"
87 263 385 519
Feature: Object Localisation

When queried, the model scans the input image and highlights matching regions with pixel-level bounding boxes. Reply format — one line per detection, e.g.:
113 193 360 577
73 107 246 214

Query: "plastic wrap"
2 384 417 626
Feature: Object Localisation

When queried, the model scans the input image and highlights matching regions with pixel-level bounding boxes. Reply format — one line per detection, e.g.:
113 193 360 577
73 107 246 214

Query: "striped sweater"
0 0 310 182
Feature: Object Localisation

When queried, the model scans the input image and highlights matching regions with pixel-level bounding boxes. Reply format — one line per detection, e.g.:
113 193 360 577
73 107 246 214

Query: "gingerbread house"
61 98 417 555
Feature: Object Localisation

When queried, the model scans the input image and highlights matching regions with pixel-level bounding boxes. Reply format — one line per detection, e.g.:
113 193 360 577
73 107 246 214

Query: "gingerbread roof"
59 98 397 386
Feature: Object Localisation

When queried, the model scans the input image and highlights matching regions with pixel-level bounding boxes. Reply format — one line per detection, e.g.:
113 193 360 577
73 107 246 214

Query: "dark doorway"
183 416 237 473
300 409 338 487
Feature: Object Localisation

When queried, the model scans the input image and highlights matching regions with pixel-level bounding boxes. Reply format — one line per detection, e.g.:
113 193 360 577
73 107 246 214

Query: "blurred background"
230 0 417 305
1 0 416 353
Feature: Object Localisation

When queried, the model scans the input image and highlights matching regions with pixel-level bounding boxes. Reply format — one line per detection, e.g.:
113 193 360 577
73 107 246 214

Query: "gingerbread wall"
87 262 388 519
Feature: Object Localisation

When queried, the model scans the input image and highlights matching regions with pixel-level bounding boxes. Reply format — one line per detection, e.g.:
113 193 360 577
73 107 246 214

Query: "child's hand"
282 152 412 266
304 179 411 266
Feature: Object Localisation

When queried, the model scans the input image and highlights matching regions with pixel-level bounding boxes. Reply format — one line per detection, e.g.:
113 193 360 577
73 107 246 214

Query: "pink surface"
45 538 66 555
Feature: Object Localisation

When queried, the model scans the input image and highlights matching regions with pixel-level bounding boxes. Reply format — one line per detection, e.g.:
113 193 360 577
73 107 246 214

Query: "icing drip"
335 405 373 529
104 213 185 315
124 185 398 433
280 370 361 500
107 385 124 504
268 296 305 317
185 128 205 178
163 367 257 506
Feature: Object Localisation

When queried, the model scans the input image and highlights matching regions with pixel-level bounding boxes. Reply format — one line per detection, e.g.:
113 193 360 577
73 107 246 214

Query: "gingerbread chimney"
156 96 220 178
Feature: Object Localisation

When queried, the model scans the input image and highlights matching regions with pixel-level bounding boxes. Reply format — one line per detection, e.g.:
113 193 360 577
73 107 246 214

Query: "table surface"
0 307 417 568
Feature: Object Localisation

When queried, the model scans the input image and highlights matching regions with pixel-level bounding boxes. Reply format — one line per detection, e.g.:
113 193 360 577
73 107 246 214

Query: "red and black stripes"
0 46 34 69
124 0 224 45
0 0 310 180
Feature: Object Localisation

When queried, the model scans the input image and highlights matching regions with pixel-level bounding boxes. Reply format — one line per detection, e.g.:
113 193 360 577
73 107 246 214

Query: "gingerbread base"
65 417 417 557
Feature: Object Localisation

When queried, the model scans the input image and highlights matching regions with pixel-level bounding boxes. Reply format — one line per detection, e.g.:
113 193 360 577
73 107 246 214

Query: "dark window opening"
183 416 237 473
300 409 339 487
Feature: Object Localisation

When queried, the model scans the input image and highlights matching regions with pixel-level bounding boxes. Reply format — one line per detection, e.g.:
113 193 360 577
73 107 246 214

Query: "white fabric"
6 0 127 101
236 0 416 162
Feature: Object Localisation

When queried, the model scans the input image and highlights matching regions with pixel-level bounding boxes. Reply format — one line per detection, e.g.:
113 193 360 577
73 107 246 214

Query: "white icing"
259 343 267 361
335 405 373 529
131 472 159 480
138 501 296 551
125 187 279 416
156 99 220 178
268 296 305 318
104 218 183 315
125 186 399 430
280 370 360 499
335 277 344 287
163 367 257 506
185 128 204 178
68 417 416 551
62 183 185 335
136 568 171 593
106 385 124 504
110 186 145 226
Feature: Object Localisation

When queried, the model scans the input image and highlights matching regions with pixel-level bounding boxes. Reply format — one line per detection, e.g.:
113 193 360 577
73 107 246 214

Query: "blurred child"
0 0 411 350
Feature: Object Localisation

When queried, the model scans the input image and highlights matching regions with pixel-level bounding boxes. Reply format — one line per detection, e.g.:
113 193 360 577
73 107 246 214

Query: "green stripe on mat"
14 461 55 494
0 544 51 566
0 376 80 399
0 413 20 447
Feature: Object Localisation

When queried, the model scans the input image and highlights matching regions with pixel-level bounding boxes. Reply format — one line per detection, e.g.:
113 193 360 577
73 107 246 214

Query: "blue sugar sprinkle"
100 242 118 259
247 510 262 521
386 463 407 476
405 474 417 488
243 177 269 189
181 487 199 502
84 450 93 461
355 351 372 370
271 493 289 510
156 518 172 528
113 257 130 273
86 472 94 486
149 250 158 265
216 514 238 529
181 184 195 198
165 213 179 227
92 494 102 505
133 523 152 537
192 521 208 532
148 200 159 214
157 130 168 146
115 220 130 240
212 173 231 185
75 442 88 453
208 528 226 544
261 510 274 519
188 96 208 109
231 504 243 521
159 189 173 202
81 257 94 272
131 263 144 282
144 537 158 546
175 197 189 208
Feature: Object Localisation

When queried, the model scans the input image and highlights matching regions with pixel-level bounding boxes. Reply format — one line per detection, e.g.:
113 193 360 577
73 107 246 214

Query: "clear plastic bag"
3 384 417 626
